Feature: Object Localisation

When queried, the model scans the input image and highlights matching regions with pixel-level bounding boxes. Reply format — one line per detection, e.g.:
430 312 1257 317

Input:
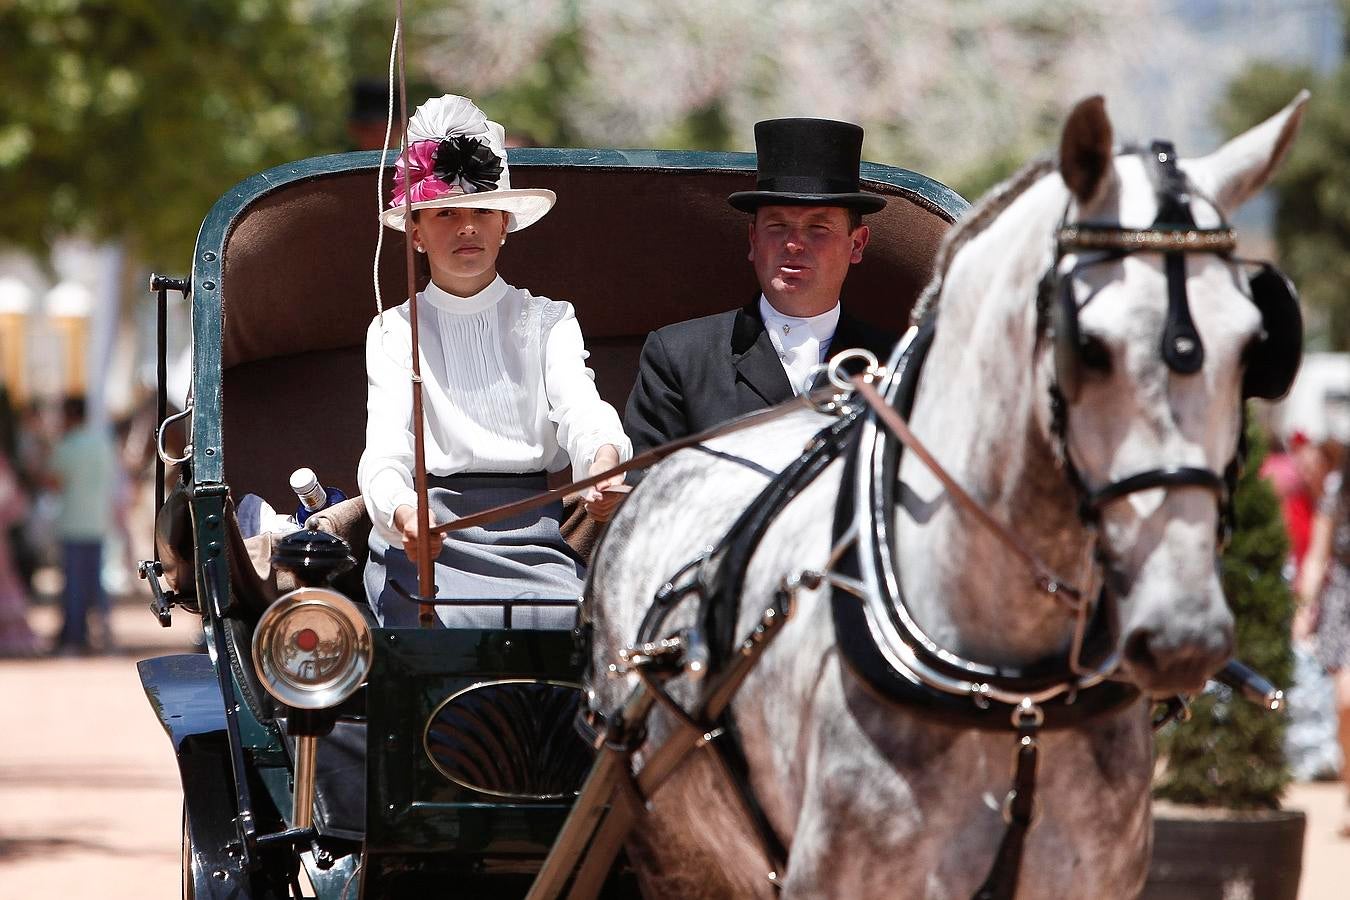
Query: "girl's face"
411 207 511 296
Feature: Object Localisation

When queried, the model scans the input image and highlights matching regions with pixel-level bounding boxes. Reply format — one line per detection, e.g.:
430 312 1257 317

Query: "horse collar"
829 323 1140 732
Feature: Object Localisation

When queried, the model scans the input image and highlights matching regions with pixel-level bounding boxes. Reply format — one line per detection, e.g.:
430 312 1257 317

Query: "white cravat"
759 295 841 396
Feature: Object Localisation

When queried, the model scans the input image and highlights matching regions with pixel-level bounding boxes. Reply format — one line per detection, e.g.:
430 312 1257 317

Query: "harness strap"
704 708 789 885
691 443 781 478
700 412 864 666
1161 252 1204 373
1085 466 1225 511
972 716 1041 900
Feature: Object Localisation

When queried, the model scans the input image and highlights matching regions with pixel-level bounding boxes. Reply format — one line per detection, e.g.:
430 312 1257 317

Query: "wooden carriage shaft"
528 600 793 899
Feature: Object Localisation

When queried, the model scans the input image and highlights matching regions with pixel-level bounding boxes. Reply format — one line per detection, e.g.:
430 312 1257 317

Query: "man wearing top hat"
624 118 893 455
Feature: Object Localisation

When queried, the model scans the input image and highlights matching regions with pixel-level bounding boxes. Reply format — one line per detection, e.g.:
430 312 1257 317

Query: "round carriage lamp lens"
252 587 372 710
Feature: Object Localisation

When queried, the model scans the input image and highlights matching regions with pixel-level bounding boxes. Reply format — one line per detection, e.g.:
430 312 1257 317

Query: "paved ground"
2 600 1348 898
0 601 196 898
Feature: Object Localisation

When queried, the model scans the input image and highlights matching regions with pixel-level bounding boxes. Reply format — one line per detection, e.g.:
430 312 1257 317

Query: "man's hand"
582 445 630 523
392 504 425 562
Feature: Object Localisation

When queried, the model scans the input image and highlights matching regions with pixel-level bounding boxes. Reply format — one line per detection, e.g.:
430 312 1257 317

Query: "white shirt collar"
423 274 509 315
758 294 840 342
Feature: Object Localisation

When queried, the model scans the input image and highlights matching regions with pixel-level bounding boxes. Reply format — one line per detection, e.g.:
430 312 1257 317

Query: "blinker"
1241 263 1302 400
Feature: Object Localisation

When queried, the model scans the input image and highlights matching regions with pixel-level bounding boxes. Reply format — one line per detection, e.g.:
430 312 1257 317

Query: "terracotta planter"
1142 805 1305 900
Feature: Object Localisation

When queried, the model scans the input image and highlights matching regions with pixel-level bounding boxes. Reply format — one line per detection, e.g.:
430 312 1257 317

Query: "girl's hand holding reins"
583 445 630 522
392 504 424 562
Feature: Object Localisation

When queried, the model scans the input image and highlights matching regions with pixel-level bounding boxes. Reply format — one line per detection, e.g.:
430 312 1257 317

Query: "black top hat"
728 118 886 214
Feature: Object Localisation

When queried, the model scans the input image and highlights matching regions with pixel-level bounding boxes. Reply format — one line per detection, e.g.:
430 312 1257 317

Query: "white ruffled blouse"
358 276 632 543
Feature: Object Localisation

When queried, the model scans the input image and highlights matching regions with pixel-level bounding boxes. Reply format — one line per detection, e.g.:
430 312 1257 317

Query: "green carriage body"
138 148 966 898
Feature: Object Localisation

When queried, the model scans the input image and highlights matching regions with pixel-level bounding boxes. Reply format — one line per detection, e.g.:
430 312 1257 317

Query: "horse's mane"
910 155 1056 325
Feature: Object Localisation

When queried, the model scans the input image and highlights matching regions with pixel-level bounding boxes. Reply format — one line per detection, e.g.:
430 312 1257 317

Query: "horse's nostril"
1124 629 1156 669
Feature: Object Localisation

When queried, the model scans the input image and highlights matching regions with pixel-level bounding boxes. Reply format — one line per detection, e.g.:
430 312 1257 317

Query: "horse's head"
1041 93 1307 694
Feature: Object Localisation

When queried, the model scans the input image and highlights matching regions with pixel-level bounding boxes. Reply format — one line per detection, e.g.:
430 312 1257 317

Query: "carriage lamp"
252 585 372 829
253 587 371 710
256 528 367 708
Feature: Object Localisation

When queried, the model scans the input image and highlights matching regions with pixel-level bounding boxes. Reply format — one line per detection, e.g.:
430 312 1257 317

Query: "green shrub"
1153 422 1295 809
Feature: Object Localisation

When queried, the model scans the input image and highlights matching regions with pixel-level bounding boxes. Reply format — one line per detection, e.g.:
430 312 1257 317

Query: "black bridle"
1043 141 1244 546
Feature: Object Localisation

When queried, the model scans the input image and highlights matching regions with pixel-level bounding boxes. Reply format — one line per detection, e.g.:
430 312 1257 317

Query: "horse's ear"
1059 95 1114 204
1183 90 1309 216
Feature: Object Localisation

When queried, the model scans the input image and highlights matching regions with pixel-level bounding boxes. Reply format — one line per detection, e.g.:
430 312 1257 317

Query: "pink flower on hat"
390 139 456 209
379 94 554 233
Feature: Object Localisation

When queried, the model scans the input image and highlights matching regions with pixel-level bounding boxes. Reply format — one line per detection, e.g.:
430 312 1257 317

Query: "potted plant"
1145 424 1305 899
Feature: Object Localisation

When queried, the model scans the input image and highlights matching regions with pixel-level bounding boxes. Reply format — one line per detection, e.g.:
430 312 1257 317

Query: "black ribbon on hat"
433 135 503 193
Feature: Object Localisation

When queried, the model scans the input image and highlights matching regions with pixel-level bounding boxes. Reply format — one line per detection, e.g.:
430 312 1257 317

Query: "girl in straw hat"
359 95 630 628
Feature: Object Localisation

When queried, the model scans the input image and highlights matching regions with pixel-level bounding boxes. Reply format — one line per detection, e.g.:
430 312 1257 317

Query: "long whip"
391 0 438 626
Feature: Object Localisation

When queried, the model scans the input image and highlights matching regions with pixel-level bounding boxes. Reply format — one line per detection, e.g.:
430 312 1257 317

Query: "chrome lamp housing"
252 587 372 710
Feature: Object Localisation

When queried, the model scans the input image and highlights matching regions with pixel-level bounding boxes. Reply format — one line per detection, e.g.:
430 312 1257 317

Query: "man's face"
748 205 869 315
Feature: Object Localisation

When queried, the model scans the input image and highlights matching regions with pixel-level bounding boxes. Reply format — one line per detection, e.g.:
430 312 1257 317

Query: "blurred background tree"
413 0 1163 199
5 0 1332 270
1217 0 1350 351
0 0 368 270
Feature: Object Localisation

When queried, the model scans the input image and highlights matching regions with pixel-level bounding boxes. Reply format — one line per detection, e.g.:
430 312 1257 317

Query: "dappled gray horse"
585 93 1308 899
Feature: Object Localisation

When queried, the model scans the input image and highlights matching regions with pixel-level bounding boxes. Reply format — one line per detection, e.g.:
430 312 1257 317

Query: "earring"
415 245 425 253
499 239 506 246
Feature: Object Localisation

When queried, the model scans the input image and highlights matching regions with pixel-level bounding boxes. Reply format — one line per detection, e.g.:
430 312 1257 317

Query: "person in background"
0 388 38 657
1263 431 1318 578
11 398 52 595
1296 450 1350 837
47 396 117 655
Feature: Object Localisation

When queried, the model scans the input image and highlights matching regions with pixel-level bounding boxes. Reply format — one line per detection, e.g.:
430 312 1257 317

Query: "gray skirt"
364 473 583 630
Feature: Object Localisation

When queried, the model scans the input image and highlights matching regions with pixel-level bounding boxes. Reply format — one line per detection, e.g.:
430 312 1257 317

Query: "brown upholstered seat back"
217 155 961 510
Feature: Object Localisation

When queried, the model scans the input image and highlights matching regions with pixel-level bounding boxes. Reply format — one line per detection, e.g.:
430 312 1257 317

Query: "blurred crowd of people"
1263 431 1350 835
0 387 147 657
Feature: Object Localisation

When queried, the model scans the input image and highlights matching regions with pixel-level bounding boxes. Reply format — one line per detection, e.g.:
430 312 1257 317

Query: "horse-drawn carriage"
140 86 1313 899
137 144 967 898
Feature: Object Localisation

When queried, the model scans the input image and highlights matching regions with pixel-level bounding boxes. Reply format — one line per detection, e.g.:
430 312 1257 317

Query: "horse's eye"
1079 336 1112 374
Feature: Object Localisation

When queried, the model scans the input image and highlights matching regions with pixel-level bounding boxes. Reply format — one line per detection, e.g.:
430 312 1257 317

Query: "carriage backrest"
192 150 966 509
